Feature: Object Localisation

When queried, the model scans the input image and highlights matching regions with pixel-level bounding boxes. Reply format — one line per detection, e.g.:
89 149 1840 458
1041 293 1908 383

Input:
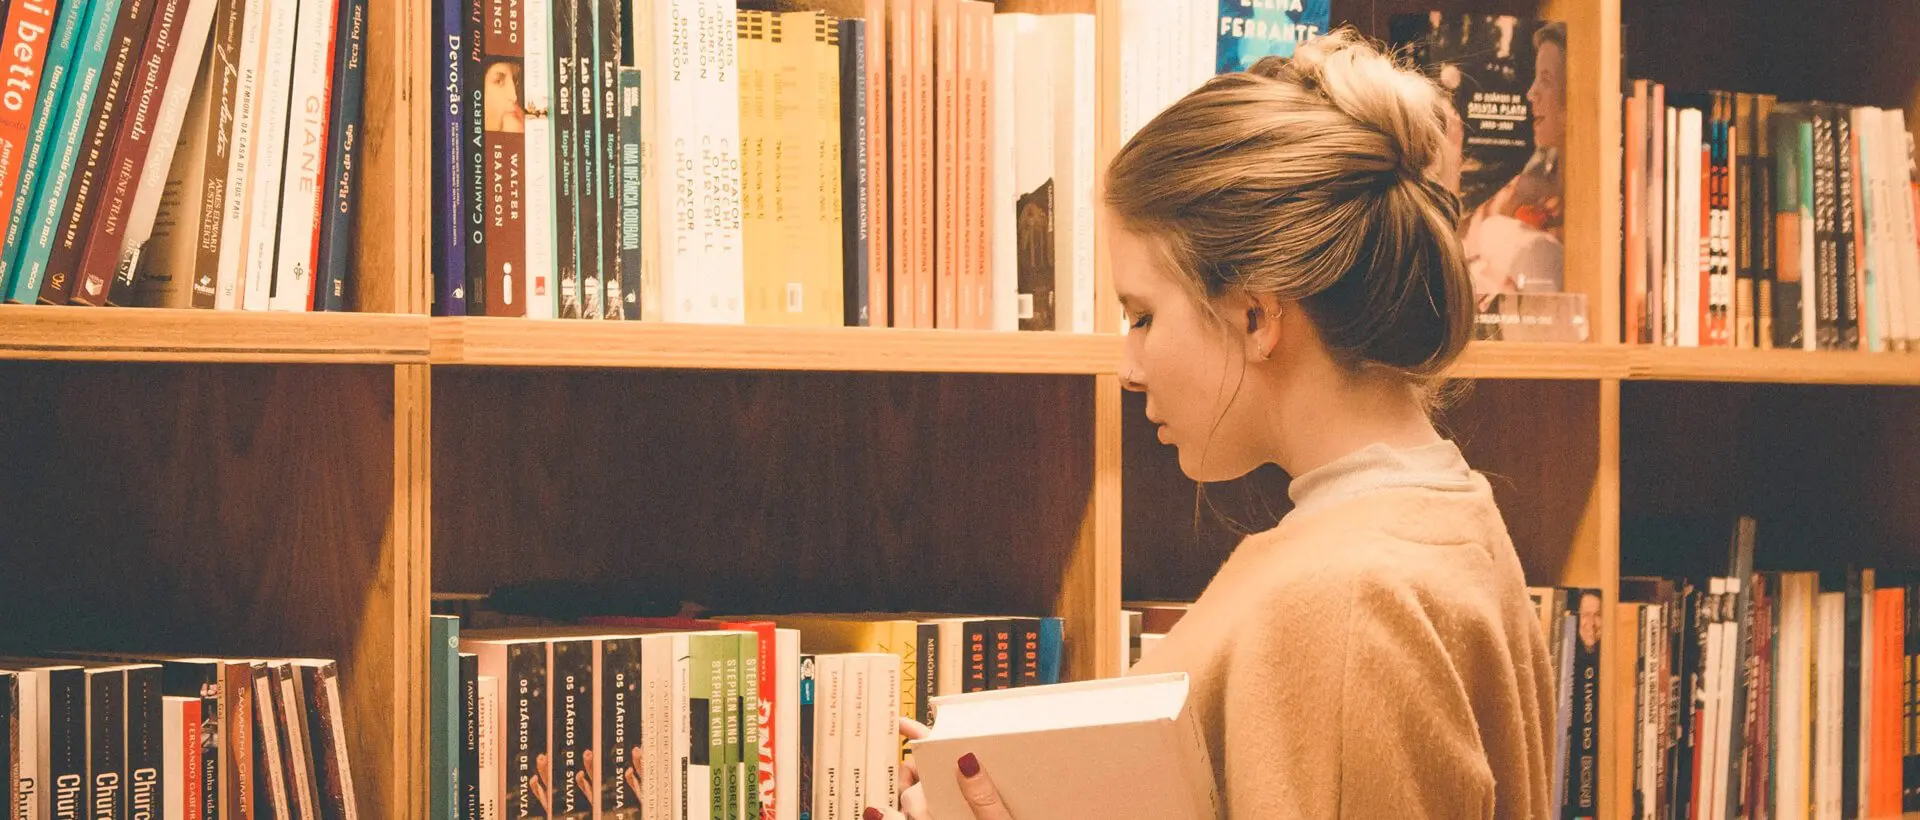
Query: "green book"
740 633 762 820
430 615 460 820
690 633 732 820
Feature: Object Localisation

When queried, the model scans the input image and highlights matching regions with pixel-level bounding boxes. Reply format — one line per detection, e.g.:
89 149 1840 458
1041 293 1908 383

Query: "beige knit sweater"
1128 445 1555 819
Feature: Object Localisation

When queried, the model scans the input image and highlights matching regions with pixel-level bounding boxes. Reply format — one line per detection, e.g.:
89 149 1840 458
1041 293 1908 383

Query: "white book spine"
269 0 340 312
773 630 799 820
215 0 273 310
16 670 41 820
522 0 556 319
1115 0 1138 143
699 0 745 323
864 655 899 820
1677 109 1702 347
1859 584 1876 809
120 0 221 262
1886 110 1920 348
1049 14 1094 334
162 697 186 820
989 15 1016 332
839 656 869 820
658 0 698 322
1663 107 1678 345
672 634 694 820
1009 15 1051 329
638 635 669 820
242 0 303 311
477 675 500 820
1188 0 1212 94
813 656 843 820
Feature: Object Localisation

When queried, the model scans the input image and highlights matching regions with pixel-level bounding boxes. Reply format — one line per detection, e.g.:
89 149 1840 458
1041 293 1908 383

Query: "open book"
908 672 1219 819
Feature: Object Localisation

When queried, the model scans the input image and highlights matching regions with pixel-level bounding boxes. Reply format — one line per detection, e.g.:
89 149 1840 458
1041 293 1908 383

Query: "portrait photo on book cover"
1400 14 1568 318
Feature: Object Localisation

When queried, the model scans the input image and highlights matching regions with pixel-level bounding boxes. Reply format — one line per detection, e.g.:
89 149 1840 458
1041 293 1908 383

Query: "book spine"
703 0 744 322
207 0 266 310
47 669 85 820
910 0 932 329
1732 93 1752 347
1754 95 1776 348
887 0 910 328
0 0 61 279
618 67 643 319
435 0 469 315
552 640 593 820
597 0 622 319
507 644 549 819
813 15 841 326
988 620 1012 691
302 664 357 820
932 0 955 329
737 635 760 820
796 657 814 820
461 654 480 820
633 0 662 322
861 0 886 328
839 18 867 326
4 0 130 303
722 638 742 820
167 0 245 310
0 0 89 302
462 0 488 315
269 0 342 312
687 635 723 820
865 656 898 820
112 0 219 307
1834 105 1859 349
223 663 253 820
474 675 498 820
239 0 300 312
521 0 554 318
967 1 989 330
551 0 582 318
913 625 936 727
314 0 366 312
1770 111 1806 350
1013 618 1040 689
89 670 127 820
1812 107 1838 349
125 668 163 820
573 0 603 320
432 617 460 820
40 0 157 305
599 638 643 820
276 664 321 820
252 666 290 820
961 622 987 694
0 672 14 820
483 0 527 318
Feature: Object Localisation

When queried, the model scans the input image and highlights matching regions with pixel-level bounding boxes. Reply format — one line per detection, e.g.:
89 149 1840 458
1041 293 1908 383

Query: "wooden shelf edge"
0 305 431 363
1627 345 1920 386
1449 342 1629 380
428 316 1126 374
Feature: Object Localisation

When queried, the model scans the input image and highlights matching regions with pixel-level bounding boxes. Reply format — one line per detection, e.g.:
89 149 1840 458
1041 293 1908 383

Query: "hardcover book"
1213 0 1328 74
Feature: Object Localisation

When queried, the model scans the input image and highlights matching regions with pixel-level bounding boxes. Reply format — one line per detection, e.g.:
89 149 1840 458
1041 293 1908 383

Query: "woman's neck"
1263 369 1442 479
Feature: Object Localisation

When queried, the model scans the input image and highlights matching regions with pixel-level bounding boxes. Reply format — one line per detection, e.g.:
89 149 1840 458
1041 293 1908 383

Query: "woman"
872 27 1555 819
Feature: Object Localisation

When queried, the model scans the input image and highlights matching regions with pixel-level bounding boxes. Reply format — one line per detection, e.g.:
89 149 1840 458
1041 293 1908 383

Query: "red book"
0 1 60 249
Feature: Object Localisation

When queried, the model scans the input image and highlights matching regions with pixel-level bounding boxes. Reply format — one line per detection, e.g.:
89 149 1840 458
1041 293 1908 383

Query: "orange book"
912 0 936 328
865 0 890 326
888 0 915 328
963 1 994 329
933 0 960 329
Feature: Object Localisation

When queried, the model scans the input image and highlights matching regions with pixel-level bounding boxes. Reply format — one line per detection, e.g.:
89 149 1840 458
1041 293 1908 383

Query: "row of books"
1114 0 1330 142
0 0 368 311
1621 83 1920 352
426 609 1065 819
0 651 358 820
1620 530 1920 818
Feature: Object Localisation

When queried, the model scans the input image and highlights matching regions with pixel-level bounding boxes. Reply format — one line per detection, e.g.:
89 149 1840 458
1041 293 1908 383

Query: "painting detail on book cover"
1215 0 1330 74
1397 13 1585 341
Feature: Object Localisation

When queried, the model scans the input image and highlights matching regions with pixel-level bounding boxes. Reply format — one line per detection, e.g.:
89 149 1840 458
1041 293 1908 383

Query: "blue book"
1213 0 1329 74
1036 617 1064 685
0 0 96 300
2 0 127 303
432 0 467 315
430 615 461 820
316 0 370 313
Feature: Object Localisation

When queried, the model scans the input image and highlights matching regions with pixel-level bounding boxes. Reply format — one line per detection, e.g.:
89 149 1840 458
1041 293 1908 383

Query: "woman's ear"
1244 292 1287 362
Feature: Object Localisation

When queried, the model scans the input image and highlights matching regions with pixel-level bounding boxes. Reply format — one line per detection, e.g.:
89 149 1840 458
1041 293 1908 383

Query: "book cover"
315 0 368 312
436 0 471 314
596 0 622 319
39 0 160 306
3 0 130 304
1213 0 1328 74
0 0 94 301
1398 13 1570 339
551 638 593 820
0 0 62 272
598 636 643 819
618 67 643 319
483 0 528 317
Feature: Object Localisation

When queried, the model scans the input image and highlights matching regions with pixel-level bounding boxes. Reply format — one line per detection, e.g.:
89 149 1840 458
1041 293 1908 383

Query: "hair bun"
1251 29 1450 179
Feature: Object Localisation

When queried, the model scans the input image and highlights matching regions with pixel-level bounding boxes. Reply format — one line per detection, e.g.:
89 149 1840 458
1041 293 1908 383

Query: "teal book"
617 67 642 319
1037 617 1064 685
2 0 126 303
0 0 97 299
430 615 460 820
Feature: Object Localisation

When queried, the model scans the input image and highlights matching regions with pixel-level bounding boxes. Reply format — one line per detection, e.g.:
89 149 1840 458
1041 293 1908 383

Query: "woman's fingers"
899 716 931 741
955 753 1014 820
901 781 930 820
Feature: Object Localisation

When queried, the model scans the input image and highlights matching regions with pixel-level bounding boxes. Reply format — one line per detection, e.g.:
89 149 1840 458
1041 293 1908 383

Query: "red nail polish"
864 808 885 820
958 752 980 778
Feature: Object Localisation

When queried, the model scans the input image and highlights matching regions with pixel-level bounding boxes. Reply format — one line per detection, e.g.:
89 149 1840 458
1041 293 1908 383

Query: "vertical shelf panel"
392 363 433 819
1059 373 1123 680
359 0 430 314
0 362 405 819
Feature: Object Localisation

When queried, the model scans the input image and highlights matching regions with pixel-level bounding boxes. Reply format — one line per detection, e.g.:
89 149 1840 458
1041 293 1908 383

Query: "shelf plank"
0 306 431 363
430 316 1124 373
1448 342 1630 380
1629 346 1920 386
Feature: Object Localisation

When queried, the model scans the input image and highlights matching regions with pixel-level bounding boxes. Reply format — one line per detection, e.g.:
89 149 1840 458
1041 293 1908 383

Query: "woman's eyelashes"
1129 312 1152 329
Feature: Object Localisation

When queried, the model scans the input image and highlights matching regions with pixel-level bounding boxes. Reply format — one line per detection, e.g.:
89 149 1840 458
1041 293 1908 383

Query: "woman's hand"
866 718 1012 820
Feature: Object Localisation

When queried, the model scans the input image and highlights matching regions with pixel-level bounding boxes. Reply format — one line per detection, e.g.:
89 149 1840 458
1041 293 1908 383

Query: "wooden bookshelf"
4 0 1916 817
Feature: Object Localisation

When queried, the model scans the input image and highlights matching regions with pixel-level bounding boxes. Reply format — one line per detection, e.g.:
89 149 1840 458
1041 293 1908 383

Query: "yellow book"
738 11 778 324
811 15 846 326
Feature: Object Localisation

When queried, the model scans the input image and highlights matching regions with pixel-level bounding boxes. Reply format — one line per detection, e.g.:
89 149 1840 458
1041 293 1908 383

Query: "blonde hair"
1104 27 1473 387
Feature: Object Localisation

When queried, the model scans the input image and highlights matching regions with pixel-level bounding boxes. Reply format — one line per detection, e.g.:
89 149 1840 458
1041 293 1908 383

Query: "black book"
509 644 550 819
124 665 164 820
1811 106 1840 349
987 621 1013 692
617 68 644 319
961 622 989 694
1832 104 1859 349
1011 619 1041 689
1841 567 1865 818
914 623 937 727
0 671 15 818
551 640 593 820
462 0 489 315
595 0 622 319
599 638 643 819
797 656 815 820
839 17 869 326
572 0 604 320
461 653 480 820
317 0 370 313
552 0 583 319
87 667 128 820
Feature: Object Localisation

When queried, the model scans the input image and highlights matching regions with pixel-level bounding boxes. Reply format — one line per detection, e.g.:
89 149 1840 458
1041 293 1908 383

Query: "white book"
1187 0 1212 97
656 0 700 322
698 0 745 323
839 654 871 820
911 672 1217 820
1853 107 1886 352
1676 108 1702 347
637 633 675 820
1638 605 1662 820
1048 14 1095 335
214 0 273 309
268 0 340 312
1663 106 1678 345
989 15 1018 332
1697 579 1723 818
242 0 303 311
477 675 500 820
117 0 221 280
773 629 800 820
522 0 556 319
279 663 321 820
812 655 845 820
1007 15 1051 329
10 667 42 820
1884 110 1920 349
162 695 193 820
863 653 900 820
